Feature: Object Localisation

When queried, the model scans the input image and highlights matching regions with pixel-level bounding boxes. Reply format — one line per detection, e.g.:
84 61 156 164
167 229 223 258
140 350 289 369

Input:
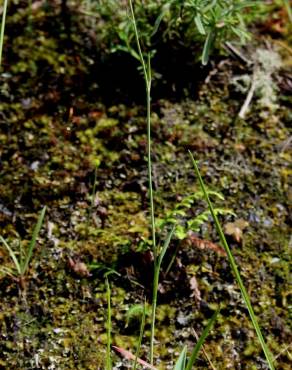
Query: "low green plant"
99 1 277 368
82 0 260 66
128 1 221 367
152 0 255 64
0 206 46 287
156 190 234 240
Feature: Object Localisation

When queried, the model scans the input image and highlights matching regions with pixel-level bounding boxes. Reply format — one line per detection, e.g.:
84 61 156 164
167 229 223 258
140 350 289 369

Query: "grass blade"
21 206 46 274
201 29 216 65
185 308 219 370
0 0 8 68
158 225 176 267
189 151 275 370
173 345 187 370
0 236 22 275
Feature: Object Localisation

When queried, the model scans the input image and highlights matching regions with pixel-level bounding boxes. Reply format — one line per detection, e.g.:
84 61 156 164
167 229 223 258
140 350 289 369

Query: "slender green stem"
128 1 157 364
0 0 9 69
189 151 275 370
149 226 175 364
128 0 156 254
105 277 112 370
133 301 146 370
128 0 148 86
146 81 156 256
150 263 159 363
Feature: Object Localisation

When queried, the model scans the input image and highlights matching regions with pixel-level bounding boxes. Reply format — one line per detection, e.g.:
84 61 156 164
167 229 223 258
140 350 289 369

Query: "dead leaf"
189 276 201 302
224 219 249 243
112 346 157 370
68 257 90 277
184 232 226 256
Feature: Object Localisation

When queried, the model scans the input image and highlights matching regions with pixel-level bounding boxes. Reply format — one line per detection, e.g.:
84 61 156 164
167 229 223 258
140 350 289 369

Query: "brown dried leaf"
68 257 90 277
224 219 249 243
113 346 158 370
189 275 201 301
185 232 226 256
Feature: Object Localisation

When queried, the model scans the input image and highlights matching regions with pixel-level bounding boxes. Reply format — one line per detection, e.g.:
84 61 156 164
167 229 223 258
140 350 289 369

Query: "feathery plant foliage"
156 190 234 240
0 0 9 68
0 207 46 283
82 0 258 65
189 152 275 370
152 0 255 64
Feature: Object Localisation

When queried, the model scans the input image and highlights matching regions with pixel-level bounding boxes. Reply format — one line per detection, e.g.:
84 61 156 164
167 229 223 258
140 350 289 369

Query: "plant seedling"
0 206 46 289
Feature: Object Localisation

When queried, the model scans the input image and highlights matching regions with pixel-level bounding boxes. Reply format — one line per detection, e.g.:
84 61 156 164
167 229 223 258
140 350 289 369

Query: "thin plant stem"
105 277 112 370
128 0 157 364
128 0 156 255
133 301 146 370
149 226 175 364
0 0 9 69
189 151 275 370
87 165 98 225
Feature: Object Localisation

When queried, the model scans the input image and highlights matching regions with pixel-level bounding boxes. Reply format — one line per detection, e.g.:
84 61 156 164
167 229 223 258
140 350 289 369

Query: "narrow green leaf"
189 151 275 370
194 14 206 35
0 236 22 275
0 265 17 278
151 5 169 37
173 346 187 370
21 206 46 274
185 308 220 370
158 225 176 267
201 29 216 65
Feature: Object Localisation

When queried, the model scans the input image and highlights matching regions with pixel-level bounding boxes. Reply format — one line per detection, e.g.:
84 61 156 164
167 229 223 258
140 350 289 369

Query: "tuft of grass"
0 206 47 287
0 0 9 68
189 151 275 370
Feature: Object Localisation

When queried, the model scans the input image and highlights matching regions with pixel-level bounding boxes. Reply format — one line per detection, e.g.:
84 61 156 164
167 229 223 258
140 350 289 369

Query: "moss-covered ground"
0 2 291 369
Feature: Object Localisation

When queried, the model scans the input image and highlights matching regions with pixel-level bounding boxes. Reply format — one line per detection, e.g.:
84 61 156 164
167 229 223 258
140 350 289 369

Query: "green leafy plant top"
156 190 234 240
